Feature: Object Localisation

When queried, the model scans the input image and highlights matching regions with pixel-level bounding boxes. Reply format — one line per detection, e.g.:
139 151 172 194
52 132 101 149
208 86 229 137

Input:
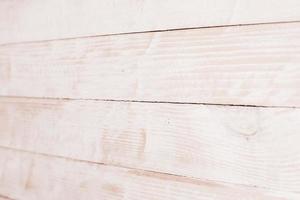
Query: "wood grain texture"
1 23 300 107
1 0 300 44
1 97 300 193
0 147 298 200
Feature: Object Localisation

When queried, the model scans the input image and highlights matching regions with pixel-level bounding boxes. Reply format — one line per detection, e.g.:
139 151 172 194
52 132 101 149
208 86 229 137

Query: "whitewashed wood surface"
0 147 298 200
1 23 300 107
1 1 300 199
1 97 300 193
1 0 300 44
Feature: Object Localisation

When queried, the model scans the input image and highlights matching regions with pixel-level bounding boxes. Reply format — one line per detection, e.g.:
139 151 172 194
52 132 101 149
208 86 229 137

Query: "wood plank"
0 147 297 200
1 97 300 193
1 0 300 44
1 23 300 107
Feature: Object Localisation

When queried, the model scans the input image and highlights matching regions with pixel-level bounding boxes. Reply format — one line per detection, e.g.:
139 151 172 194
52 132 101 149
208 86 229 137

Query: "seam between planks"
1 20 300 47
0 144 297 195
1 95 299 109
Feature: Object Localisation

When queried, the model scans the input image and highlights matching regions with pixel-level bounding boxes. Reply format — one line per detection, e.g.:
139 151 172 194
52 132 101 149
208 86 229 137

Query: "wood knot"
224 109 261 138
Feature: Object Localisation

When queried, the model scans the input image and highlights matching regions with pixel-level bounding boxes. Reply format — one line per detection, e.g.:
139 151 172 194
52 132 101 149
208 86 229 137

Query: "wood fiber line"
1 23 300 107
0 147 298 200
1 0 300 44
1 97 300 193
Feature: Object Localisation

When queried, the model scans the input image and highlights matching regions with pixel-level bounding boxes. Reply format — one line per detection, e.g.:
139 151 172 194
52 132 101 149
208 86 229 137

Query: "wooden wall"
0 1 300 199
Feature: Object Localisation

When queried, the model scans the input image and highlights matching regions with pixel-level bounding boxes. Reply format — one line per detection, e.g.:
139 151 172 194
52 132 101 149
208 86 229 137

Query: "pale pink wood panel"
1 23 300 107
0 147 297 200
1 0 300 44
1 97 300 193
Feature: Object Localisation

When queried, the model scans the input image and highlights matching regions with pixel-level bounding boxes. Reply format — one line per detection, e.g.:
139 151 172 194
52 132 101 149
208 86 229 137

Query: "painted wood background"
0 0 300 199
1 0 300 44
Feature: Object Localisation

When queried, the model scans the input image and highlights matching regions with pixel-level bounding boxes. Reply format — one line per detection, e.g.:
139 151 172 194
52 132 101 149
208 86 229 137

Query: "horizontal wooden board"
1 97 300 193
1 0 300 44
1 23 300 107
0 147 298 200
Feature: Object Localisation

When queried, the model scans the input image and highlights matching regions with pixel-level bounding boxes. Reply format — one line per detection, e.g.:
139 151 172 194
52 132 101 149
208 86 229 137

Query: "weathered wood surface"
1 1 300 199
1 97 300 193
0 147 298 200
1 0 300 44
1 23 300 107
